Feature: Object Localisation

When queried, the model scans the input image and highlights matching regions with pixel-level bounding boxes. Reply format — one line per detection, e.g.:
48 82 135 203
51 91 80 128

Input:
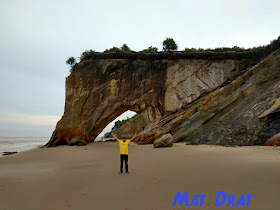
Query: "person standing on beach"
111 132 137 173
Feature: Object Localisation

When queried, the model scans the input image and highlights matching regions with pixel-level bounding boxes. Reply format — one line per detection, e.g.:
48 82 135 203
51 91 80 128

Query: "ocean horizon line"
0 136 50 138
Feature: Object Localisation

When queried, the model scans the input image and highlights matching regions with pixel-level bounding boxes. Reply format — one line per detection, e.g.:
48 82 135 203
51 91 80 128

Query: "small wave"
0 137 49 157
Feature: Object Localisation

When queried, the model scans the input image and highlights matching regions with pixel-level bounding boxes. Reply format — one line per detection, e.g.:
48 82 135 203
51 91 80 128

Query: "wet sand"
0 142 279 210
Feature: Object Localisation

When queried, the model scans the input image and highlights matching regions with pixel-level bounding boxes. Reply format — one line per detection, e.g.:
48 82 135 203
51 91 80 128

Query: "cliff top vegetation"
66 36 280 72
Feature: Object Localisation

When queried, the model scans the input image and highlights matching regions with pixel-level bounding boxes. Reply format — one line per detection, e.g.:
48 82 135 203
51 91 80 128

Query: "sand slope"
0 143 279 210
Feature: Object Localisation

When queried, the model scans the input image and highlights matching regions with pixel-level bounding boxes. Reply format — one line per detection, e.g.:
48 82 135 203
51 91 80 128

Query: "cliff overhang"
45 39 280 147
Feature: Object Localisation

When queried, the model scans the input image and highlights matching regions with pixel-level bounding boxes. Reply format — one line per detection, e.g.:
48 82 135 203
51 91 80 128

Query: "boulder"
264 133 280 146
153 133 174 148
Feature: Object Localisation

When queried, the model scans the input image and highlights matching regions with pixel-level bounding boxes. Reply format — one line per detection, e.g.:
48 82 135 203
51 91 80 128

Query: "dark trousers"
120 154 128 173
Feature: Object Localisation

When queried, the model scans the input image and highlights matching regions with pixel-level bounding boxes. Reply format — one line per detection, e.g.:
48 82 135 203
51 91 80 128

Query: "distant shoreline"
0 137 49 157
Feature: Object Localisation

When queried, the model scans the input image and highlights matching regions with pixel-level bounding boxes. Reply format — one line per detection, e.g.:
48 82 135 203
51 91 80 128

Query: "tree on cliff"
162 38 178 51
121 44 131 52
66 57 76 72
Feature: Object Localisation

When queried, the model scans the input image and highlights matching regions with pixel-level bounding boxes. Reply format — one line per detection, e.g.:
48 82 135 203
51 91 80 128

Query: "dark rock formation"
141 49 280 146
249 99 280 146
45 42 280 147
2 152 18 156
153 133 174 148
264 133 280 146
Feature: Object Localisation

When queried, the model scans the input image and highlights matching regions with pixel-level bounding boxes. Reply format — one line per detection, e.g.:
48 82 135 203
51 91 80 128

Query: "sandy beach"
0 142 279 210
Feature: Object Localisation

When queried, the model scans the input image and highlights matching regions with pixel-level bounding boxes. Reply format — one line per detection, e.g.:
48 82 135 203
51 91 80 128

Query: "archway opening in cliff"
97 110 137 140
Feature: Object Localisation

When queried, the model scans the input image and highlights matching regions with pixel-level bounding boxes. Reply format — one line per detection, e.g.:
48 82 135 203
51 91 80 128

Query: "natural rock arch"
100 110 136 137
46 59 167 146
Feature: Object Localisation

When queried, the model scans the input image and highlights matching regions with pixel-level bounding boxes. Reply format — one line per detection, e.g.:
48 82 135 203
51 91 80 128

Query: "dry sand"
0 142 279 210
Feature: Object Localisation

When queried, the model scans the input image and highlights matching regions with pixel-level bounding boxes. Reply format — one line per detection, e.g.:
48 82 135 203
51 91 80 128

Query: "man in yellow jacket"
111 132 137 173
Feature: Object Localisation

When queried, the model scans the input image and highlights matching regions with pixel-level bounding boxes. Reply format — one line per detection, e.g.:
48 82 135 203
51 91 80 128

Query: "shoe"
119 171 123 174
126 171 129 173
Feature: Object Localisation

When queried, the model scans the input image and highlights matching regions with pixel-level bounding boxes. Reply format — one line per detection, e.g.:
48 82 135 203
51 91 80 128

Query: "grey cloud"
0 0 279 137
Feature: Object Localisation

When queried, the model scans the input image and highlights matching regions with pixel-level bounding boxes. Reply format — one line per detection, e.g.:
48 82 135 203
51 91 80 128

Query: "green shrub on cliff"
112 118 130 130
104 47 121 53
121 44 131 52
184 46 245 52
162 38 178 51
80 49 95 61
232 46 245 51
141 46 158 53
184 48 197 52
104 44 131 52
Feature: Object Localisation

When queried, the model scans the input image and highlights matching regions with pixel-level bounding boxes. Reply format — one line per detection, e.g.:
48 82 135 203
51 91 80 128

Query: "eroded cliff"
45 43 280 147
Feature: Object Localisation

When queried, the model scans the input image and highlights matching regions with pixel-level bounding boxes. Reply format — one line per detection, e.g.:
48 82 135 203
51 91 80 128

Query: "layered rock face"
45 46 280 147
136 50 280 146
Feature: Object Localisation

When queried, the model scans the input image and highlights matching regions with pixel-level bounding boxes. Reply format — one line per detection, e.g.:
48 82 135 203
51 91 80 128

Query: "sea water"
0 137 49 157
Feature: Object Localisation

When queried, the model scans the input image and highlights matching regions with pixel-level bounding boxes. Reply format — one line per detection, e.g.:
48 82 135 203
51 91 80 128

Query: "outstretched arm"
111 132 118 142
130 133 137 142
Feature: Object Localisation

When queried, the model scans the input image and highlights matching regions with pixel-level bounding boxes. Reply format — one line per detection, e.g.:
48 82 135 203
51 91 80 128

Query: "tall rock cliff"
45 41 280 147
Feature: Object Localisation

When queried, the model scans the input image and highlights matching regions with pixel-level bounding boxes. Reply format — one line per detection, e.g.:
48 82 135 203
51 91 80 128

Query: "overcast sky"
0 0 280 138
